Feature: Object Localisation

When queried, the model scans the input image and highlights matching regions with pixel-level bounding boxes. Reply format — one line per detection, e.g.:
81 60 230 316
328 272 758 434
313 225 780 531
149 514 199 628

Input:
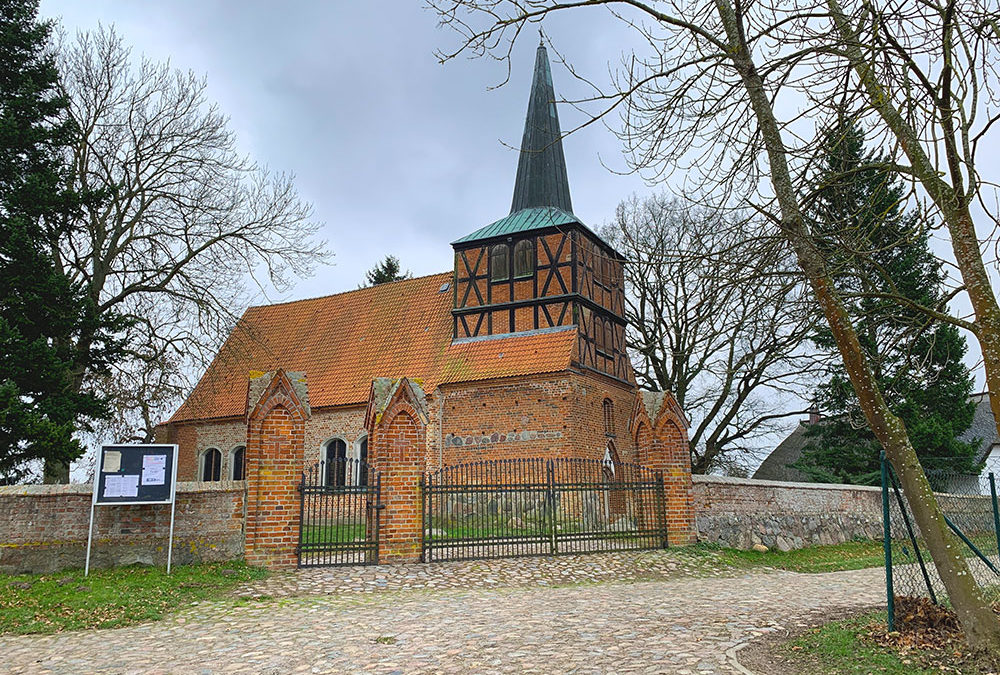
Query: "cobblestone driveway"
2 553 886 674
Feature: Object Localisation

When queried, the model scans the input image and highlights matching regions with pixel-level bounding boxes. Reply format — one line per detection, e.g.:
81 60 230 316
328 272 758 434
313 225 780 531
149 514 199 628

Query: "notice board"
93 444 178 505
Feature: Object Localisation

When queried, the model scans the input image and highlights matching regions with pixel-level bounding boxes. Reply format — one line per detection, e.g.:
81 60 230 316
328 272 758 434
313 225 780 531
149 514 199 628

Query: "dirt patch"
736 607 869 675
870 597 1000 674
736 599 1000 675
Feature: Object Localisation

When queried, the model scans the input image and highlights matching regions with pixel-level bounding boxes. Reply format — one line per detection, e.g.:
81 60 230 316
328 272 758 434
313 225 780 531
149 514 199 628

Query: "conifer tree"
364 255 410 286
794 120 978 485
0 0 122 483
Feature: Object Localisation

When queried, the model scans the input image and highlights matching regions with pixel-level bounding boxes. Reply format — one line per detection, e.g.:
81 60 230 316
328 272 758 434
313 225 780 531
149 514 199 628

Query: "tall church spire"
509 40 573 215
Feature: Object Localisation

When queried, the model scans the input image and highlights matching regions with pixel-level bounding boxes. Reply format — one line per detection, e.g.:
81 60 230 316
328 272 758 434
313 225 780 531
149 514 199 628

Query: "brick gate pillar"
632 392 696 545
244 370 310 569
365 377 428 563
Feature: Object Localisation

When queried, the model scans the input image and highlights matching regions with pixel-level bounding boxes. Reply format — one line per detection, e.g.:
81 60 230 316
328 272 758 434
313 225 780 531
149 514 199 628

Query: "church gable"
170 39 635 427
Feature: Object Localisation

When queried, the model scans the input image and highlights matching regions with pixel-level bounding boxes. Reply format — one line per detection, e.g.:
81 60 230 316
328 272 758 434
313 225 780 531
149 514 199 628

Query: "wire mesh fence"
883 456 1000 629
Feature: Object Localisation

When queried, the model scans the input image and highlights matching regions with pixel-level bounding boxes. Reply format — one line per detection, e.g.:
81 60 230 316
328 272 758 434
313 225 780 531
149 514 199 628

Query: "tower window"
513 240 534 278
603 399 615 436
490 244 510 281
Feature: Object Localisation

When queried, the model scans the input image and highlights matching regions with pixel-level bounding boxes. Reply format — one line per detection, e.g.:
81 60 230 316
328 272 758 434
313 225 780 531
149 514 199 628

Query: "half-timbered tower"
451 42 632 385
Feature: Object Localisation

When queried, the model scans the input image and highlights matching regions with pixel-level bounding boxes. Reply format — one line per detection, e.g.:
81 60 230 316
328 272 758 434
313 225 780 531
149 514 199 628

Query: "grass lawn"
768 610 993 674
301 522 366 543
0 561 266 635
692 539 887 573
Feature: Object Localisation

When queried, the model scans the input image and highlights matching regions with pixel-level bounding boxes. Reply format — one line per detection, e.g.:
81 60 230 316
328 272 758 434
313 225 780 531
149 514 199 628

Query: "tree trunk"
940 205 1000 455
42 335 93 484
716 0 1000 651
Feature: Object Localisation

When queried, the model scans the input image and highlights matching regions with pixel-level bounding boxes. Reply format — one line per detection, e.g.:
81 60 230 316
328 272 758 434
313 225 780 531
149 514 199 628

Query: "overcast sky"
39 3 999 476
39 1 650 301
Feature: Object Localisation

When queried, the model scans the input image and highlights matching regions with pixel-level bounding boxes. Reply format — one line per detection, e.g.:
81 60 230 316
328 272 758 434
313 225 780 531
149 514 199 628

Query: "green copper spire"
509 40 573 215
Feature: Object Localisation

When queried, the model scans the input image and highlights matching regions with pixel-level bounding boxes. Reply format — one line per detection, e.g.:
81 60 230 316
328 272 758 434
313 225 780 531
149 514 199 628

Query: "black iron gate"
297 458 381 567
422 457 668 562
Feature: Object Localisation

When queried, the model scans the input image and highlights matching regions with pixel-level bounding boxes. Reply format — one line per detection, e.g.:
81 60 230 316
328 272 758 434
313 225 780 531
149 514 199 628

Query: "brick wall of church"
566 370 639 466
303 406 368 465
426 370 637 470
158 418 245 481
166 372 641 479
161 406 370 481
431 374 577 469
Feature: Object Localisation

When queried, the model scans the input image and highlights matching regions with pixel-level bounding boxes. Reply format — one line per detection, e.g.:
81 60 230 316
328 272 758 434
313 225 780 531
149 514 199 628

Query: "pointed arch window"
513 240 534 278
201 448 222 482
490 244 510 281
603 399 615 436
324 438 347 486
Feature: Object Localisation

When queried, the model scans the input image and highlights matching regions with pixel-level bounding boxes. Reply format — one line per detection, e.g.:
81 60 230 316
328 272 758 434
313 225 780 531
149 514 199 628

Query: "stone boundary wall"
693 475 883 551
0 481 246 574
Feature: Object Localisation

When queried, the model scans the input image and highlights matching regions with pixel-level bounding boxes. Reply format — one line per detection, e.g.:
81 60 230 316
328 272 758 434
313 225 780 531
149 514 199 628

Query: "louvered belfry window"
491 244 510 281
513 239 534 278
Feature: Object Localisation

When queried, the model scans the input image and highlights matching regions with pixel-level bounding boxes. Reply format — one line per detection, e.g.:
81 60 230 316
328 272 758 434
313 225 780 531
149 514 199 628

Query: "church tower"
451 41 632 384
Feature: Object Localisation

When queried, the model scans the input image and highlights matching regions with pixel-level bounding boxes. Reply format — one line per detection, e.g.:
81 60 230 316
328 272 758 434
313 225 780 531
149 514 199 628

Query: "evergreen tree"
0 0 122 483
364 255 410 286
793 120 978 485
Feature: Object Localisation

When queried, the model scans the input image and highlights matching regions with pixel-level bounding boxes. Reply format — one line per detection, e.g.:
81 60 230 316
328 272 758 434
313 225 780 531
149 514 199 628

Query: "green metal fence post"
881 452 895 631
990 472 1000 566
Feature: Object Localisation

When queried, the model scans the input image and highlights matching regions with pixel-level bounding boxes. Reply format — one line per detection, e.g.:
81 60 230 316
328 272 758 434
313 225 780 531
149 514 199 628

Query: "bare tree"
822 0 1000 479
46 27 328 479
429 0 1000 650
602 194 818 474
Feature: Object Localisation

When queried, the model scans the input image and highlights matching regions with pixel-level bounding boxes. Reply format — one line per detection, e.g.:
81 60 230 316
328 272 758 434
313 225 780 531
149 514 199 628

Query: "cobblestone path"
237 549 750 598
2 555 886 674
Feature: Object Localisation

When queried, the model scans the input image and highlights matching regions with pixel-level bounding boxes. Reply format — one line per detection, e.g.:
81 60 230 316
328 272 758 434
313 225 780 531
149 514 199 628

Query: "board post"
87 444 179 575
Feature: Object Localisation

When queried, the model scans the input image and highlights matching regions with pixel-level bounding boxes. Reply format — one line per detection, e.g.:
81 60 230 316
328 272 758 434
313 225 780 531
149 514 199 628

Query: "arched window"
513 240 534 278
201 448 222 482
356 435 369 487
230 446 246 481
324 438 347 486
603 399 615 436
490 244 509 281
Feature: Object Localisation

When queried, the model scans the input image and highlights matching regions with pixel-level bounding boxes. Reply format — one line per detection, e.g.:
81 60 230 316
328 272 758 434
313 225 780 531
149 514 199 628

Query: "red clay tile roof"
169 272 578 423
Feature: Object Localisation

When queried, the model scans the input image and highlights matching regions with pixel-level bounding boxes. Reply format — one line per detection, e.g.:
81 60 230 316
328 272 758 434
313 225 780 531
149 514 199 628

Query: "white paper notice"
141 454 167 486
103 474 123 498
103 450 121 473
120 474 139 498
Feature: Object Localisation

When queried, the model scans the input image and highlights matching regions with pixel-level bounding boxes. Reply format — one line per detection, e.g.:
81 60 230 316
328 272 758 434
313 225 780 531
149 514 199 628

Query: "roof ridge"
247 271 452 311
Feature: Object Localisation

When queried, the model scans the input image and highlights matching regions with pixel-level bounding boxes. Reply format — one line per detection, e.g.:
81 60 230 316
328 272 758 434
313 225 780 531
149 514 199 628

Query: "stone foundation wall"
692 475 883 550
0 481 245 574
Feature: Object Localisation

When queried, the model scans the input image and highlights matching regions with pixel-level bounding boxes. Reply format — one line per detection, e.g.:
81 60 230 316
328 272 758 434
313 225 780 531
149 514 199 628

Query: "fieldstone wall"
0 481 245 574
693 475 883 551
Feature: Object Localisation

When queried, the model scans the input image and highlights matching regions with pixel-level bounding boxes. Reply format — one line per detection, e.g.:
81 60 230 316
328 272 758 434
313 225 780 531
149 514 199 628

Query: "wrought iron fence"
297 458 381 567
881 455 1000 629
421 457 668 562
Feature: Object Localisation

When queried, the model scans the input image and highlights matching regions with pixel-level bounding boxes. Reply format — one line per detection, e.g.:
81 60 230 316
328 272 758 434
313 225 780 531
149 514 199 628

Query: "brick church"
157 42 694 541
